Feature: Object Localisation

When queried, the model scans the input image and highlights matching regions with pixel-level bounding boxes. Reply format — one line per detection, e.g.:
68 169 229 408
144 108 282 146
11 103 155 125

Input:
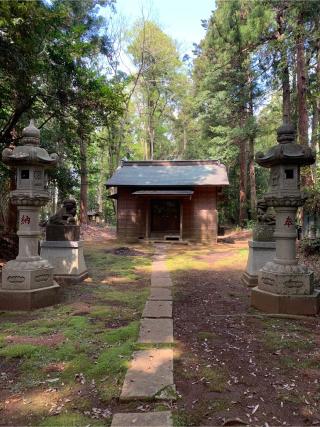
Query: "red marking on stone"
284 216 293 227
21 215 30 224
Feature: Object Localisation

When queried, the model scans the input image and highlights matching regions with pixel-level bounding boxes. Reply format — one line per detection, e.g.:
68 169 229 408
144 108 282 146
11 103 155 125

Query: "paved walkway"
111 245 174 427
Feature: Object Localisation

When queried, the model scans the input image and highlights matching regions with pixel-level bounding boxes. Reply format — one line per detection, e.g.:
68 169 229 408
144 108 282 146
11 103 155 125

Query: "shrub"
300 238 320 256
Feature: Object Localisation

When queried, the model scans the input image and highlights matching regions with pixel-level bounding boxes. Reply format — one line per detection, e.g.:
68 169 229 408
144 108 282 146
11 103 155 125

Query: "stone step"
142 300 172 318
149 287 172 301
111 412 173 427
120 349 174 401
151 275 173 288
138 318 173 343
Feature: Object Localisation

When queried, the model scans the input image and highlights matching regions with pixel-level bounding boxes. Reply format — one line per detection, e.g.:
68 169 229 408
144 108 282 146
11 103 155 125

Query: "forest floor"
1 227 320 426
168 235 320 426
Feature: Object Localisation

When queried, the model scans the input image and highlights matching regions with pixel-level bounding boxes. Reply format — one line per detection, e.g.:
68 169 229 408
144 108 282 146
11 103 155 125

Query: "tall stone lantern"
0 120 60 310
251 122 320 315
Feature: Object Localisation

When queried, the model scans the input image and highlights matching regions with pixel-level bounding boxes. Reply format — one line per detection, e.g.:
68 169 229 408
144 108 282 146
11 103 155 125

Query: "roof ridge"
121 160 220 166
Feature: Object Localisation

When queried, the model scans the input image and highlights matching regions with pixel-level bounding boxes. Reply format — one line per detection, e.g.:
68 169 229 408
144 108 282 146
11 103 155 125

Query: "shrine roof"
106 160 229 187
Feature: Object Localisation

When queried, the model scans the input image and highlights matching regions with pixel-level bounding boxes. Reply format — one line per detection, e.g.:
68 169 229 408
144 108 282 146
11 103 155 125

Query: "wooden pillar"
145 200 150 239
180 201 183 241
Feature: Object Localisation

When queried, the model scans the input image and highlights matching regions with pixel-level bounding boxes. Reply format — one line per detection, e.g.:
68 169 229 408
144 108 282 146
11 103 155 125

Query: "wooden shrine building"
106 160 229 243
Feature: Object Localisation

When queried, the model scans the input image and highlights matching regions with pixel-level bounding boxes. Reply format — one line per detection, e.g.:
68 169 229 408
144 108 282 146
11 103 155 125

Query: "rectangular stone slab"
111 412 173 427
151 274 173 288
149 287 172 301
120 349 174 400
142 300 172 318
139 318 173 343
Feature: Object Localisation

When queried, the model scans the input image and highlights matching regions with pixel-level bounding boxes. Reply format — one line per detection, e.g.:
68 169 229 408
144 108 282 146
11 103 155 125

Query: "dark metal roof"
133 190 194 196
106 160 229 187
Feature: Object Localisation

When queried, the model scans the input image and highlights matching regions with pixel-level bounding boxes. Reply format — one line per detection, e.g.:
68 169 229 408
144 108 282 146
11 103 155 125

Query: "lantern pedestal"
251 287 320 315
0 283 60 311
40 240 88 284
242 240 276 287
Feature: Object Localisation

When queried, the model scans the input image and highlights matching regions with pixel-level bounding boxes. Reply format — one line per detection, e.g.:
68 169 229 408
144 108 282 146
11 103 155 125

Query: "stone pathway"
112 245 174 427
139 318 173 343
111 411 173 427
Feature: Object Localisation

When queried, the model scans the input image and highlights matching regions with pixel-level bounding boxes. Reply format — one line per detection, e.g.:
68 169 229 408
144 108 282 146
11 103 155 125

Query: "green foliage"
300 238 320 256
304 188 320 215
0 343 40 358
0 0 126 225
127 20 184 159
2 0 320 228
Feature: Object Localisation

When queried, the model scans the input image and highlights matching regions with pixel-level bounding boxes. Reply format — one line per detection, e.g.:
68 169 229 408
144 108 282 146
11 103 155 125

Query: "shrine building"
106 160 229 243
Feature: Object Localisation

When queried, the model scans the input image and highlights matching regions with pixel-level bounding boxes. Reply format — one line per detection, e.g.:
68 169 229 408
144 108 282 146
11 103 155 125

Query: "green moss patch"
39 413 104 427
0 343 41 358
0 241 152 425
200 366 228 392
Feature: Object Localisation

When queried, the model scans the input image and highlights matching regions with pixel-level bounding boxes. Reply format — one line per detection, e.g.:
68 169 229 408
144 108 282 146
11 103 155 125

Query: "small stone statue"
45 199 80 241
253 198 276 241
256 199 276 226
41 197 87 282
48 199 77 225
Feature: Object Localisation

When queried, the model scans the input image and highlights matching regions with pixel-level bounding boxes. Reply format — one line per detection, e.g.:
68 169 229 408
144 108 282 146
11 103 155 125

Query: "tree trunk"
282 62 291 123
248 90 257 219
0 97 34 145
146 98 155 160
183 126 187 156
4 172 18 234
80 137 88 225
296 12 308 145
276 7 291 123
311 21 320 183
239 138 248 227
311 103 319 182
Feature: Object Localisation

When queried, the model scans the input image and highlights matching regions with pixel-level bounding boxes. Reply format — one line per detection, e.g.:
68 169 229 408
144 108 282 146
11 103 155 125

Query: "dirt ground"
169 235 320 426
2 226 320 426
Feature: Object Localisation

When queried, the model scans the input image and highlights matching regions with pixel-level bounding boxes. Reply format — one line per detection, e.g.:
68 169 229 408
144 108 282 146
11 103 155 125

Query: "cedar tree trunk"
239 138 248 226
296 12 308 145
80 137 88 225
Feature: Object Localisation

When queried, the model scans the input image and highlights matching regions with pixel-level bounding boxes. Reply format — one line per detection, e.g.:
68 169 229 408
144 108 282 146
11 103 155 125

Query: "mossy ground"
0 240 153 426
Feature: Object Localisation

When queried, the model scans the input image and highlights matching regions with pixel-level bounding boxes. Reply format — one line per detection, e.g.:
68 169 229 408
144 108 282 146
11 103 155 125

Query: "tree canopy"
1 0 320 229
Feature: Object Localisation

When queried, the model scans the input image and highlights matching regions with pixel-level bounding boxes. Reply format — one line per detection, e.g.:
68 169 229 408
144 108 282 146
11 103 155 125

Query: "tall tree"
193 0 272 224
128 20 182 159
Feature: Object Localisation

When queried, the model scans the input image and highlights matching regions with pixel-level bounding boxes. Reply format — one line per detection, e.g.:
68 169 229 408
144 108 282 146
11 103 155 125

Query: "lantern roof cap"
2 119 58 167
256 121 315 168
22 120 40 145
277 122 295 144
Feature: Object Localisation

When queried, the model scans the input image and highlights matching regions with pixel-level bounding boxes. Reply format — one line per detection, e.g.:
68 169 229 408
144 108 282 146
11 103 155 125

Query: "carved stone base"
0 283 60 311
241 271 259 287
242 240 276 287
1 260 55 290
251 287 320 315
258 261 314 295
40 240 88 284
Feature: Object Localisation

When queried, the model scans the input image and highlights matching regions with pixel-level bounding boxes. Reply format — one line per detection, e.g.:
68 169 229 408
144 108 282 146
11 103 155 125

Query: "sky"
113 0 215 57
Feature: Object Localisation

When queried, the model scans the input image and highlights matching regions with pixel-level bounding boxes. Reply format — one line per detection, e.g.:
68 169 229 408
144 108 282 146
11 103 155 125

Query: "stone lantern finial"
22 119 40 145
276 122 295 145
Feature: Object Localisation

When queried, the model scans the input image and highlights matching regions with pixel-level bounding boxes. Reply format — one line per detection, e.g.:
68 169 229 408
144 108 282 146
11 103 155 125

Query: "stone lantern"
251 122 320 315
0 120 60 310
